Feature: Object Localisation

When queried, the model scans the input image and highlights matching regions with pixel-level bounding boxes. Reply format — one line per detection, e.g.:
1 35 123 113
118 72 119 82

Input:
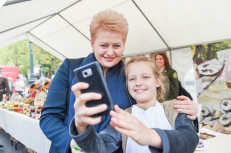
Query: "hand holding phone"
72 61 114 134
71 82 107 134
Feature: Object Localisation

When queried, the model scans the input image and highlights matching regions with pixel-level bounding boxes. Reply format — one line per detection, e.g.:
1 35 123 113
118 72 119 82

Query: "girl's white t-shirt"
126 101 172 153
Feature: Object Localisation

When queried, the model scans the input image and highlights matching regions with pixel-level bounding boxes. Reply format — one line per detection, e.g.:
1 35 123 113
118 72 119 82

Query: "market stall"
0 80 51 152
0 108 51 153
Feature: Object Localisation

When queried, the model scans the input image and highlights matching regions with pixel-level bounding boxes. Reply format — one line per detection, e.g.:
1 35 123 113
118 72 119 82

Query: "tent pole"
58 14 90 41
3 0 31 6
28 32 66 59
131 0 172 53
29 15 55 32
30 0 81 32
58 0 81 13
0 13 56 34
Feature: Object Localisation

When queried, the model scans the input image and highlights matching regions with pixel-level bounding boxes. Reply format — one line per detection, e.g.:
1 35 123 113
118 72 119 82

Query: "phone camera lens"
84 72 88 75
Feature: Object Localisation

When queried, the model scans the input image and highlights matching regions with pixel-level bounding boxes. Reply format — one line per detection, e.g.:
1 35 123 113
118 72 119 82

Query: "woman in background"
155 53 178 101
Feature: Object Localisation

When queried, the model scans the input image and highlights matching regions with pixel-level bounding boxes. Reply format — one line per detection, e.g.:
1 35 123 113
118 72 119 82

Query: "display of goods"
0 88 47 120
34 91 47 108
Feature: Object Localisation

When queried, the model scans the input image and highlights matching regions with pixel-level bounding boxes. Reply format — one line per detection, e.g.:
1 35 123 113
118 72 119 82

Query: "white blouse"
126 101 172 153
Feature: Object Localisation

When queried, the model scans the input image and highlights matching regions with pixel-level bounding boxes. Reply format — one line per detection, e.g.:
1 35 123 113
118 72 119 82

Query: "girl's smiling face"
127 62 161 107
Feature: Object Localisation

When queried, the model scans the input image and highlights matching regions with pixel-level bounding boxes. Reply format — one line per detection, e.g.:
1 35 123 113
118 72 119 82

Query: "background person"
8 77 14 98
0 68 10 101
220 54 231 88
15 77 25 97
154 52 179 101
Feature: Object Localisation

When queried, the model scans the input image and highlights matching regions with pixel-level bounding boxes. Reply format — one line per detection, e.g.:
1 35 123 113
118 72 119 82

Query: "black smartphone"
73 61 114 117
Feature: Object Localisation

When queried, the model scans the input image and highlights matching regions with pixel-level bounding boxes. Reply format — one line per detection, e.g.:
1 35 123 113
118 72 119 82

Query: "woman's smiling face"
91 29 125 73
127 62 161 107
155 55 165 69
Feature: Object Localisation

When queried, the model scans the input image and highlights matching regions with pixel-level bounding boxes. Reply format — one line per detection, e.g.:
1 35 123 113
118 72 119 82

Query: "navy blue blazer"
40 58 84 153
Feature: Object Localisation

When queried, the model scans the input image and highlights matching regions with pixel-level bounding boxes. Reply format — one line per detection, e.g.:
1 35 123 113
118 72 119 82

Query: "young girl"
110 56 199 153
69 56 199 153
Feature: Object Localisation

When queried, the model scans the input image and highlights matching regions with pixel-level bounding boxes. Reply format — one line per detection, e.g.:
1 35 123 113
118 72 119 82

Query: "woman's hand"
70 139 85 153
110 105 162 148
71 82 107 134
173 96 198 120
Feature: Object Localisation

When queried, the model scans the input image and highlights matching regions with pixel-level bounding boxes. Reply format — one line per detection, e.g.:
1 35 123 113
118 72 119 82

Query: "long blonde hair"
125 56 169 102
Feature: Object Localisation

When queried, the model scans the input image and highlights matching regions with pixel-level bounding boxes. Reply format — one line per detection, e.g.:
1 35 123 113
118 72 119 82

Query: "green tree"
0 40 31 81
0 39 63 81
32 44 63 79
192 40 231 61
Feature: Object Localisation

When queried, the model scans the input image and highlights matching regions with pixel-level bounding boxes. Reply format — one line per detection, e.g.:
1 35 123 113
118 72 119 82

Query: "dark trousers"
0 91 3 101
9 91 13 98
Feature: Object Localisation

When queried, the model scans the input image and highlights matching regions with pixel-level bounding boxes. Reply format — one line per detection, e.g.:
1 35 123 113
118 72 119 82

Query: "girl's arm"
110 105 199 153
110 105 163 149
69 117 122 153
149 113 199 153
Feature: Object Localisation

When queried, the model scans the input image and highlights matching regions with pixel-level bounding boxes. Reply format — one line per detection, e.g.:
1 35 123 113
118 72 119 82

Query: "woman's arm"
39 59 72 153
69 117 121 153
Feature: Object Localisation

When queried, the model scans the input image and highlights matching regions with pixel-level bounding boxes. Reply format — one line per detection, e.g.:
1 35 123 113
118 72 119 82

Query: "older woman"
40 10 198 153
155 52 178 101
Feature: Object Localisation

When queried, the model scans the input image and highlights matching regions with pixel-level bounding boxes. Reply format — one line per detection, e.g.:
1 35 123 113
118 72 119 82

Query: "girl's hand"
173 96 198 120
110 105 162 148
71 82 107 134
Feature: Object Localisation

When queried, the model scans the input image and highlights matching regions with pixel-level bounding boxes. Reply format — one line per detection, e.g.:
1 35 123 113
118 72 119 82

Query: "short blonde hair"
90 10 129 42
125 56 169 102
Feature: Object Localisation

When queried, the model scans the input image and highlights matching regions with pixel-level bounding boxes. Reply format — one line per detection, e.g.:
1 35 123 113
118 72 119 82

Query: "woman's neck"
103 68 108 78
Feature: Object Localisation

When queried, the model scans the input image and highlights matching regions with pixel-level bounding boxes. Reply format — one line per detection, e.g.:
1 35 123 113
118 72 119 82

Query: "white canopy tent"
1 0 231 60
0 0 231 89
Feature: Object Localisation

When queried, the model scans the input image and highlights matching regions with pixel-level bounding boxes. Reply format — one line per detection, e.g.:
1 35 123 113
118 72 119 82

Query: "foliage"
32 44 63 78
0 40 30 77
0 39 63 80
191 40 231 62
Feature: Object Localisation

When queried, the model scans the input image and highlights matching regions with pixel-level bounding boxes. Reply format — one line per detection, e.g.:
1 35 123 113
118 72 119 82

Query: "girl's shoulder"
161 99 179 129
161 99 178 111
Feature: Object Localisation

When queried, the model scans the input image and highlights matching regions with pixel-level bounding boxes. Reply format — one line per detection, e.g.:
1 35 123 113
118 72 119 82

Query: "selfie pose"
70 56 199 153
40 10 198 153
